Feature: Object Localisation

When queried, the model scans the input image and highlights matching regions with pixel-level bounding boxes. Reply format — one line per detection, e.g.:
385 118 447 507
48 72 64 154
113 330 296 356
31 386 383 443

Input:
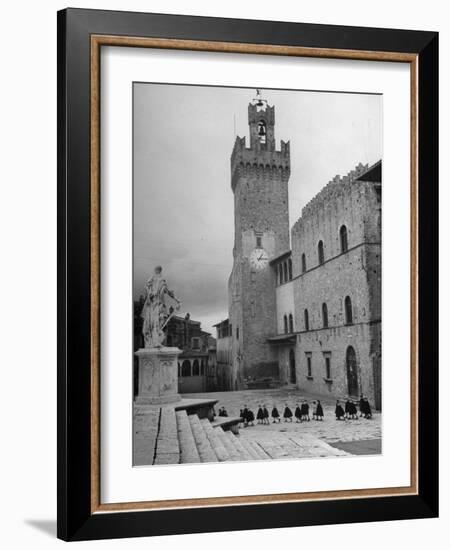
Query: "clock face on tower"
249 248 269 271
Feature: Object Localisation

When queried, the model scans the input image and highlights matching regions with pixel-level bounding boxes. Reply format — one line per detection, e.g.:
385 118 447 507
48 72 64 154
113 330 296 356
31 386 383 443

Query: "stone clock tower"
228 92 291 388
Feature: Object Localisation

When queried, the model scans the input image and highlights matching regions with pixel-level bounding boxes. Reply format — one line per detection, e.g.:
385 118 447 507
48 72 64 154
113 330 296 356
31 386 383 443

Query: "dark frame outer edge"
57 8 439 541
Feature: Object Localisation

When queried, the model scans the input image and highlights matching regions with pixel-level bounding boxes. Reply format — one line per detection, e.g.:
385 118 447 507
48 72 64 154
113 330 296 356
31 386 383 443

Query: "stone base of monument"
135 347 182 405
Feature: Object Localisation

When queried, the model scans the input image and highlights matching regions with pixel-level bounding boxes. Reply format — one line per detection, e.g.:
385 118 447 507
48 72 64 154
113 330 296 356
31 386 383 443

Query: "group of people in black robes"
239 400 325 427
283 400 324 422
239 405 255 427
217 406 229 417
256 404 270 425
234 395 373 427
335 395 372 420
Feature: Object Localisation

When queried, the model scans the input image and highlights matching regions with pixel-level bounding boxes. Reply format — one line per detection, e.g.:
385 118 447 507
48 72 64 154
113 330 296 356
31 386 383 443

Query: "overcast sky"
133 83 382 335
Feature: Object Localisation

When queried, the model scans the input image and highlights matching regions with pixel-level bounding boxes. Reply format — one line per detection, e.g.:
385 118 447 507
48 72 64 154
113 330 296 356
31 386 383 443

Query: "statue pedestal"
135 347 181 405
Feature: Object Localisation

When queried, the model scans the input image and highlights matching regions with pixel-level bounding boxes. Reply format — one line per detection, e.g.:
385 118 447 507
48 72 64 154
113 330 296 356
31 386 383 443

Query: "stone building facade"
215 96 382 409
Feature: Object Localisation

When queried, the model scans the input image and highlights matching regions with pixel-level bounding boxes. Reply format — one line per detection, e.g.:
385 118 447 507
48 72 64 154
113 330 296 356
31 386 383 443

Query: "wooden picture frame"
57 8 438 541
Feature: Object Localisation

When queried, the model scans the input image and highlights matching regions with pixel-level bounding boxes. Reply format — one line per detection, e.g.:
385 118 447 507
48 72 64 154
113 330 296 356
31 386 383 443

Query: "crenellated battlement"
231 135 290 192
292 162 369 231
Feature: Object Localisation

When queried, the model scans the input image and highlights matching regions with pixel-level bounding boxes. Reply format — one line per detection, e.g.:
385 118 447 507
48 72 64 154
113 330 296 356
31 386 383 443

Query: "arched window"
192 359 200 376
345 296 353 325
318 240 325 265
301 253 306 274
322 303 329 328
257 120 267 144
304 309 309 331
283 315 288 334
200 360 205 375
278 263 283 284
288 313 294 333
283 262 288 283
181 360 191 377
288 258 293 280
340 225 348 253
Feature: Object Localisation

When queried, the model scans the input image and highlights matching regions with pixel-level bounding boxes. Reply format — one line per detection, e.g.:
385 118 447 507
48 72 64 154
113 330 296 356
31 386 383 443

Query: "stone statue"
141 266 181 348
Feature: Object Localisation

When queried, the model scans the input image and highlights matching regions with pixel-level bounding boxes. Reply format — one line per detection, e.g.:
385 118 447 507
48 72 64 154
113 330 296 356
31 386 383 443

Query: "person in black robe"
344 399 351 420
349 400 358 419
294 403 302 423
262 405 270 425
363 397 372 419
271 405 280 423
335 400 345 420
242 405 249 427
359 395 366 417
314 400 324 420
247 407 255 426
256 405 264 424
301 400 310 421
283 404 293 422
222 406 228 418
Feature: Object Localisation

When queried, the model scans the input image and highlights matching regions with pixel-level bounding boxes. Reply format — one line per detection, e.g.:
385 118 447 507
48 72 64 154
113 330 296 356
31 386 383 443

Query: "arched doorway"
181 360 191 377
346 346 359 396
192 359 200 376
289 349 296 384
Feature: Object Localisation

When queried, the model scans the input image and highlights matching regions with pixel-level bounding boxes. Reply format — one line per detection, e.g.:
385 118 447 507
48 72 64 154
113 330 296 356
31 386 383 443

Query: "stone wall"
294 323 377 402
285 162 382 407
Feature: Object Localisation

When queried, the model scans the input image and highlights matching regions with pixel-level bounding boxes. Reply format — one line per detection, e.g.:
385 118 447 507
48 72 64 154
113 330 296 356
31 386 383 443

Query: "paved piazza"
187 388 382 460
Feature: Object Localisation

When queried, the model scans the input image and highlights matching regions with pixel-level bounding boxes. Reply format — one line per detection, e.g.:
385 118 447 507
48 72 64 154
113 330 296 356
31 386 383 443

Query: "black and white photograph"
132 83 382 466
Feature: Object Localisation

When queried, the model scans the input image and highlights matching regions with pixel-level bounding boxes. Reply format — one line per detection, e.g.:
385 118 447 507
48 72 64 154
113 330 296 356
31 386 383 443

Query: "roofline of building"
171 315 201 324
355 159 382 182
213 319 229 327
269 249 292 266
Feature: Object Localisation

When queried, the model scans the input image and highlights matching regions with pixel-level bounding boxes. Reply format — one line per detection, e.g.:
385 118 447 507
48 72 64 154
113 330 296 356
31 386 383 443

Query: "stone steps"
188 414 219 463
147 403 249 466
214 426 242 461
225 430 253 461
153 407 180 465
133 407 160 466
175 410 201 464
200 418 230 462
239 437 263 461
210 416 242 434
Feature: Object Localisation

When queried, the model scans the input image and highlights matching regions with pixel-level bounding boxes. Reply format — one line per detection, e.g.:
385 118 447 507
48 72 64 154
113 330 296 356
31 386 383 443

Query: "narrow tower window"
301 253 306 273
289 313 294 333
284 315 288 334
288 258 293 280
318 240 325 265
340 225 348 253
322 303 329 328
345 296 353 325
304 309 309 331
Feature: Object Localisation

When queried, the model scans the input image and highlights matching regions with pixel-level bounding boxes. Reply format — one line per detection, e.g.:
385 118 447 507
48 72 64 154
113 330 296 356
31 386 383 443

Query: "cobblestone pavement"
187 388 381 459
